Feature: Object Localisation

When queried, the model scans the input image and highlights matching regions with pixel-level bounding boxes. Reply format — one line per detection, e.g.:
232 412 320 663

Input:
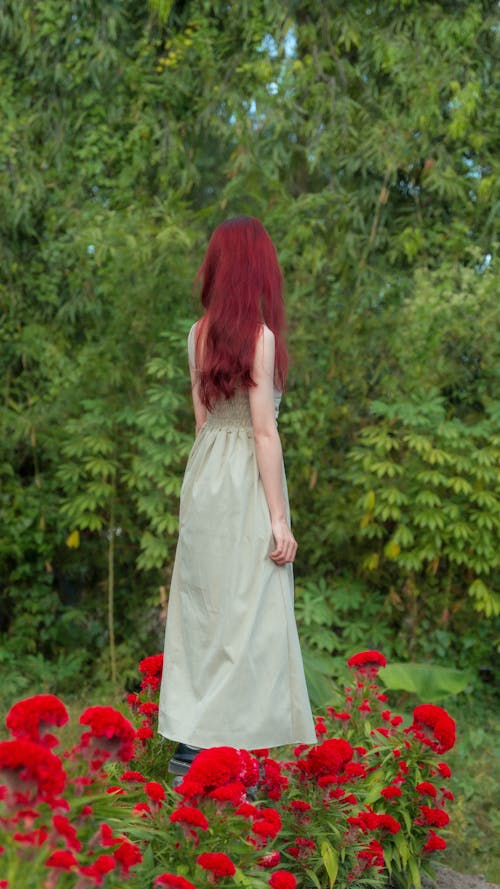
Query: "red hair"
194 216 288 409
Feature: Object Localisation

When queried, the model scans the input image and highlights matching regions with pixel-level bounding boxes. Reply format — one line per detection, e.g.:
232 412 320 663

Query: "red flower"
416 806 450 828
381 786 402 800
407 705 456 754
315 717 328 736
437 762 452 778
287 837 316 860
416 782 437 798
347 651 387 674
139 702 159 717
259 757 289 800
78 706 136 765
170 806 209 832
45 850 79 870
155 876 197 889
144 781 166 803
423 831 447 853
327 708 351 721
13 828 49 846
235 802 260 819
139 655 164 691
78 854 115 885
137 726 154 741
298 738 353 778
121 770 146 783
269 871 297 889
52 814 82 851
0 739 66 809
113 838 143 875
133 802 152 817
197 852 236 881
176 747 259 797
290 800 312 813
357 838 385 870
6 695 68 748
208 781 246 805
258 850 281 868
376 813 401 834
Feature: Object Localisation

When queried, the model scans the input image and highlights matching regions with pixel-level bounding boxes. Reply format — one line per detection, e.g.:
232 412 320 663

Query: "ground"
422 867 499 889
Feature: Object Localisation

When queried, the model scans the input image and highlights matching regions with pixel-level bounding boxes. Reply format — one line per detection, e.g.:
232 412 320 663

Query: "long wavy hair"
194 216 288 409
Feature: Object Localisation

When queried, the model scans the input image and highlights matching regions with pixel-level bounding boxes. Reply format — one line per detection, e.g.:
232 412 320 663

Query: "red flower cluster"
197 851 236 882
407 705 456 754
77 706 137 767
6 694 68 749
155 876 197 889
269 871 297 889
139 654 164 692
176 747 259 798
170 805 209 843
0 739 66 810
297 737 353 780
347 650 387 675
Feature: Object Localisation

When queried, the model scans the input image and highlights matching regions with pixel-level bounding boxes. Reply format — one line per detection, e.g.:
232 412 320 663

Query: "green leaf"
320 840 339 889
379 663 473 701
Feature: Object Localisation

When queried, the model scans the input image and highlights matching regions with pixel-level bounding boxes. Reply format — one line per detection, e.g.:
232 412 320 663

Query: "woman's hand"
270 517 298 565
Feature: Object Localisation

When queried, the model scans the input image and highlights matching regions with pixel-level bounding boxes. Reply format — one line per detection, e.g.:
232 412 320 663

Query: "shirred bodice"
188 323 282 428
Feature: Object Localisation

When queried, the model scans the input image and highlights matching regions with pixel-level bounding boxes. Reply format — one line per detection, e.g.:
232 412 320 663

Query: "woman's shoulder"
256 323 275 347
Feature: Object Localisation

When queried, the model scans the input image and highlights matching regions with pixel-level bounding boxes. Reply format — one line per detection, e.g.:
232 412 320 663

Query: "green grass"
442 696 499 882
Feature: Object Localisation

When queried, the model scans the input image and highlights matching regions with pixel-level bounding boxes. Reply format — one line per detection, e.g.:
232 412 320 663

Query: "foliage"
0 0 498 686
0 651 458 889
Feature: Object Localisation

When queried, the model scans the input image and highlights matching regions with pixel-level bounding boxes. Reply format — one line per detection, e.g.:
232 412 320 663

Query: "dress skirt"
158 395 316 749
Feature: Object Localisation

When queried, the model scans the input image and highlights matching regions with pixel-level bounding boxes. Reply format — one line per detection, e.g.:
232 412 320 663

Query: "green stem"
108 494 116 685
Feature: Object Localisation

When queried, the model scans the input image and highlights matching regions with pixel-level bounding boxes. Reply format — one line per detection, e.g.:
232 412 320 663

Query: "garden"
0 0 498 886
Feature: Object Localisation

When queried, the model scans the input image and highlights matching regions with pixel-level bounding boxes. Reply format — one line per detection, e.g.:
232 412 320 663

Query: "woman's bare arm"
189 323 207 435
249 326 297 565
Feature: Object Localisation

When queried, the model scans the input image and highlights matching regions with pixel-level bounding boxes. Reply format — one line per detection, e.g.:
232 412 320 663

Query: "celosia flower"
269 870 297 889
155 876 198 889
6 695 68 748
139 654 164 692
139 702 159 717
298 738 353 778
416 782 437 798
121 770 146 783
78 706 136 766
133 802 152 817
170 806 209 832
327 708 351 721
381 786 402 800
51 814 82 851
137 726 154 741
176 746 259 797
258 850 281 868
423 831 447 852
437 762 452 778
235 802 260 819
144 781 165 803
416 806 450 828
407 705 456 754
357 838 385 870
45 850 79 870
0 739 66 809
287 837 316 859
347 650 387 675
259 758 289 800
208 781 246 805
13 828 48 846
113 838 143 875
78 854 116 884
197 852 236 882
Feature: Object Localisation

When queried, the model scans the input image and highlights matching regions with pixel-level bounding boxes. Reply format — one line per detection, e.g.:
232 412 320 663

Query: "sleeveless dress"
157 325 316 749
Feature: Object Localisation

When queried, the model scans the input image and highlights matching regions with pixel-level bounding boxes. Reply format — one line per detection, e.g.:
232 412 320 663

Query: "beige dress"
158 325 316 748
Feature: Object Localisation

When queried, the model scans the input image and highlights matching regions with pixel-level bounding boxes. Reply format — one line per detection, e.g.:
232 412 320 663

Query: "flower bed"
0 651 455 888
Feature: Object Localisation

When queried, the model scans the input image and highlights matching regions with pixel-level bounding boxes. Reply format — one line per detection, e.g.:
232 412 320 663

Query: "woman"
158 216 316 774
